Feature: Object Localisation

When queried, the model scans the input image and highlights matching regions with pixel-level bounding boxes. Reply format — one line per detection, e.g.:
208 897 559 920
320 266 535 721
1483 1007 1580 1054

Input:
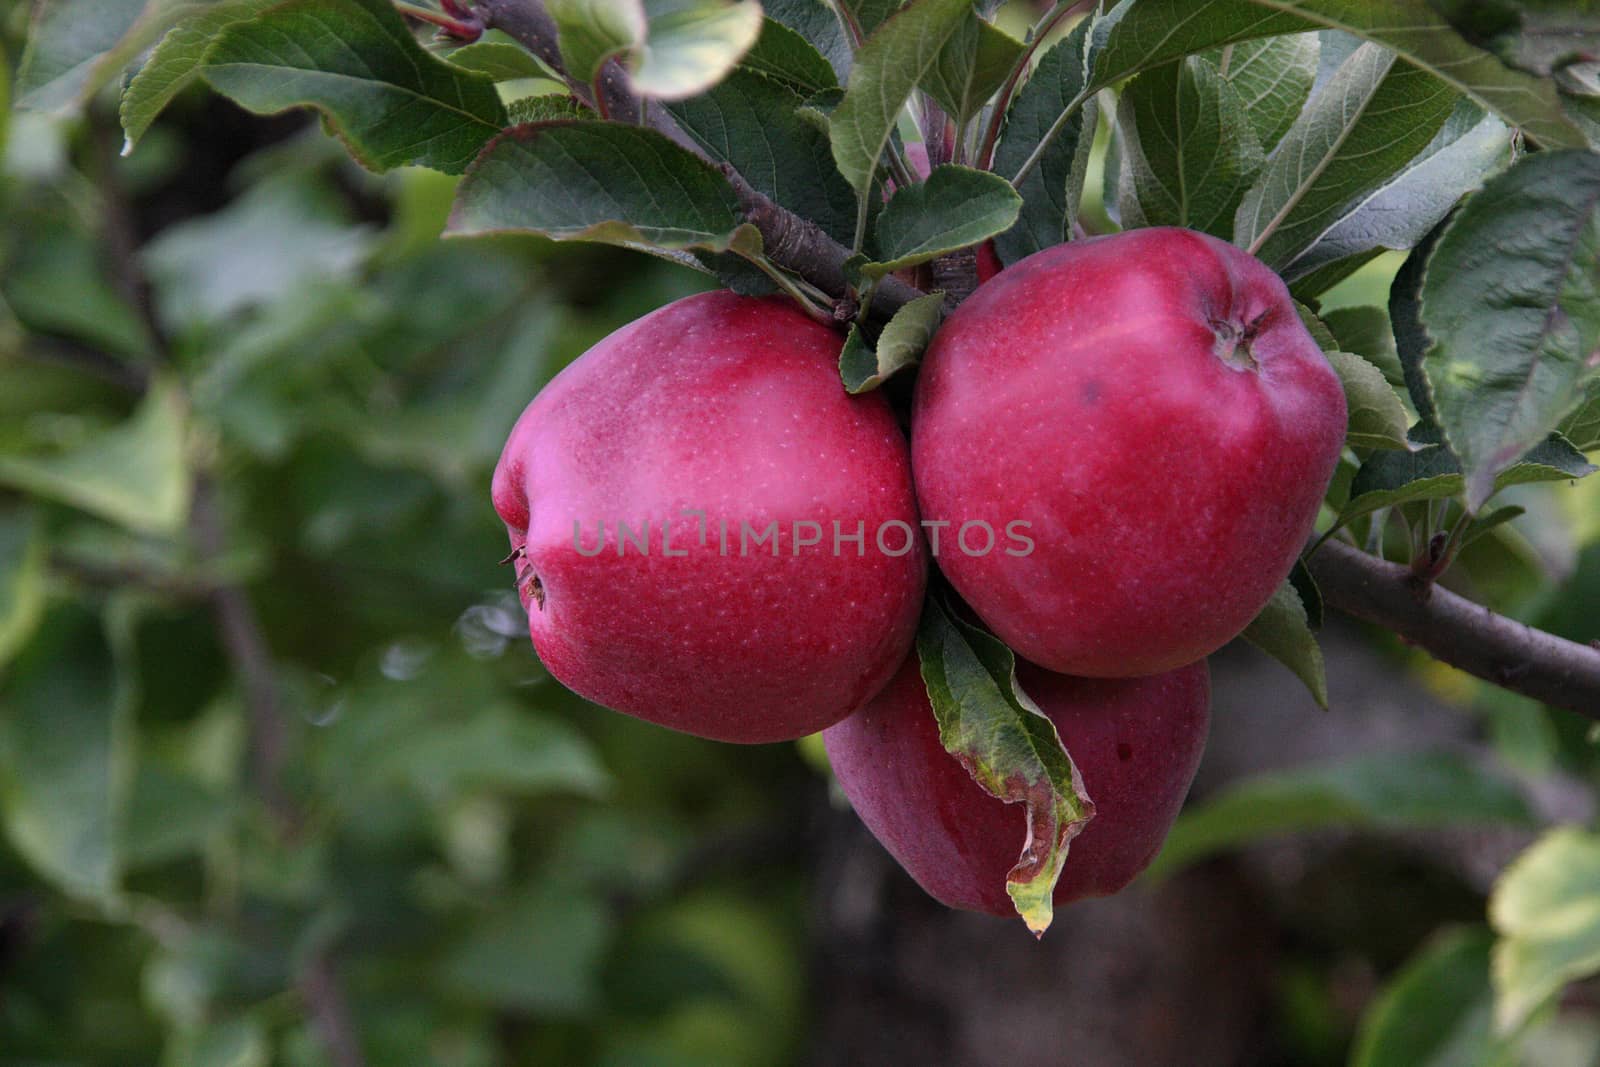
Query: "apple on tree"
913 227 1347 678
825 653 1211 914
492 290 926 744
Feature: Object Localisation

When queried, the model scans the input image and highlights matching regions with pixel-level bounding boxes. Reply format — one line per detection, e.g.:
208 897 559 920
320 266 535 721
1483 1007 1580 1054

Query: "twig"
300 950 367 1067
1307 539 1600 718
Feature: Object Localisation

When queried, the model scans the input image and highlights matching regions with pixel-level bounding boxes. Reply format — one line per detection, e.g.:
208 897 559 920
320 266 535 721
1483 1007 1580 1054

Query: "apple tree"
3 0 1600 1063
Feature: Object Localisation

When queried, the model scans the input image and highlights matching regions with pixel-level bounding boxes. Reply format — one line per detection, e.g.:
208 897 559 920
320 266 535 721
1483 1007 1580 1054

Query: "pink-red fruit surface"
824 655 1211 915
913 227 1346 677
492 292 925 743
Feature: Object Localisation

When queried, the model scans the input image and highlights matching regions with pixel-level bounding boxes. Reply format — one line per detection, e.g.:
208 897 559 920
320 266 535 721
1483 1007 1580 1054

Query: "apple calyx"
1209 315 1265 372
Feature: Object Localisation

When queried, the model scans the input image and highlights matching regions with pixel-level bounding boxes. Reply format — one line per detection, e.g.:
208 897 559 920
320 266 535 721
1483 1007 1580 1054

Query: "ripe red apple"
492 291 926 743
824 654 1210 914
912 227 1345 677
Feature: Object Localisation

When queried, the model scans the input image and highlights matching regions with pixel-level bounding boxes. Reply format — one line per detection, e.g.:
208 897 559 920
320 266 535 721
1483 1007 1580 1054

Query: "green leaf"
505 93 591 125
1390 216 1449 422
992 19 1096 265
667 68 858 245
443 40 556 81
143 173 377 331
355 705 611 800
1088 0 1315 97
1240 576 1327 707
0 378 191 535
865 165 1020 276
201 0 508 174
1341 425 1595 525
446 120 759 258
120 0 277 152
830 0 972 196
1242 0 1586 149
838 291 944 393
2 212 154 359
0 504 47 668
17 0 174 113
916 595 1094 937
1147 750 1532 880
444 881 613 1014
762 0 852 82
1326 350 1412 451
1351 928 1513 1067
1115 56 1264 238
631 0 765 100
1428 0 1600 79
1560 380 1600 452
1235 43 1459 272
1419 149 1600 510
547 0 647 83
1208 33 1320 150
921 13 1024 126
1276 99 1513 283
1491 827 1600 1033
0 605 137 905
1324 304 1405 388
126 765 239 867
739 16 839 95
163 1018 270 1067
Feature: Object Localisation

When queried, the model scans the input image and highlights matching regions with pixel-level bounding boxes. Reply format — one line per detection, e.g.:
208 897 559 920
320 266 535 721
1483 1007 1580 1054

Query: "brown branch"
300 949 367 1067
1307 538 1600 718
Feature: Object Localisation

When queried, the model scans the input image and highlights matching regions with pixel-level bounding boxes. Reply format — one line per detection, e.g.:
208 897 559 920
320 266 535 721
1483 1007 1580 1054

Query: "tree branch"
1307 539 1600 718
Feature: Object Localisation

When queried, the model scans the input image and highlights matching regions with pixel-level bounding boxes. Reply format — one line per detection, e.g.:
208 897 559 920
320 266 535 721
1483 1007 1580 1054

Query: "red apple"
824 654 1210 914
492 292 926 743
912 227 1345 677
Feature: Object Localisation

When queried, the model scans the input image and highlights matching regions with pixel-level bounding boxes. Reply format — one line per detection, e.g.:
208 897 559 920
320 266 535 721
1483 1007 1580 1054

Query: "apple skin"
975 240 1003 283
912 227 1345 677
492 291 926 744
823 654 1210 915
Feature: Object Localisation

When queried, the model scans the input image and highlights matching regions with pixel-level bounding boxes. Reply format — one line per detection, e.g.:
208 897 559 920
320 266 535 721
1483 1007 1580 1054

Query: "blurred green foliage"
0 77 822 1064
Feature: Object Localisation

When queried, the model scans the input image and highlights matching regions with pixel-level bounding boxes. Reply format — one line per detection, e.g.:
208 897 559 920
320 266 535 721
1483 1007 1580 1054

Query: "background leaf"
1148 750 1533 881
1350 928 1514 1067
0 605 136 905
16 0 170 113
1419 149 1600 509
1491 827 1600 1033
0 379 192 536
